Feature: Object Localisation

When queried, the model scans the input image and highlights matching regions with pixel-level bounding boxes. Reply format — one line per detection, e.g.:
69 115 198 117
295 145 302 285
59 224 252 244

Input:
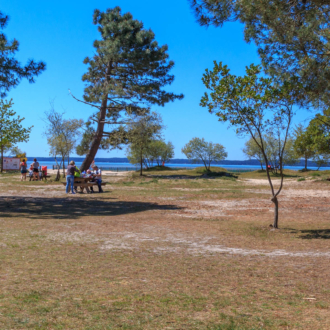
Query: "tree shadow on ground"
0 196 182 220
299 229 330 239
288 228 330 239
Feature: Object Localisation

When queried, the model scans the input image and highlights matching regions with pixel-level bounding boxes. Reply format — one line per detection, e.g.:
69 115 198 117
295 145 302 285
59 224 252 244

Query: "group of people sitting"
66 160 103 194
19 158 43 181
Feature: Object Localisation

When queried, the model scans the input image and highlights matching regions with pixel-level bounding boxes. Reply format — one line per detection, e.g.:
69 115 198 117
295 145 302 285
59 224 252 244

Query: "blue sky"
3 1 312 160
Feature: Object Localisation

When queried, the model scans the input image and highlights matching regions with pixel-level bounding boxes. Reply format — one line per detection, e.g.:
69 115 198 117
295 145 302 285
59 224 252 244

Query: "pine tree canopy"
83 7 183 115
76 7 183 170
189 0 330 108
0 12 46 97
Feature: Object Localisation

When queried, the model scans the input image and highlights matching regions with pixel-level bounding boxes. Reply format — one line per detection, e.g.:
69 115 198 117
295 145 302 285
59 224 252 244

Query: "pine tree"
189 0 330 108
74 7 183 171
0 12 45 97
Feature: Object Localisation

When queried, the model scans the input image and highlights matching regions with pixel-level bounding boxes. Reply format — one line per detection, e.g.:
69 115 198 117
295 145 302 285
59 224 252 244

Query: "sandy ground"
2 173 330 328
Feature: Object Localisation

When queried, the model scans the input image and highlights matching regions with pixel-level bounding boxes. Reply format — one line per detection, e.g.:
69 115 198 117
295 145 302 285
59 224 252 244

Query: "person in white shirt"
31 158 40 181
91 165 103 193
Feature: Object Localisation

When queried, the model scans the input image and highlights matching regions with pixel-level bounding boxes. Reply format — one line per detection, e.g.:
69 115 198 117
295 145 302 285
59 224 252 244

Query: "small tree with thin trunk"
181 137 227 171
305 109 330 170
266 135 299 172
126 112 163 176
44 102 84 180
243 137 265 170
293 124 315 170
201 62 295 228
147 140 174 166
0 99 32 172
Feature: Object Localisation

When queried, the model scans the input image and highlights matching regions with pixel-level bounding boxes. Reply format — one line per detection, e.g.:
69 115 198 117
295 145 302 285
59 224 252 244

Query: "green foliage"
76 124 95 156
182 137 227 171
307 109 330 154
267 135 299 167
10 146 26 159
126 112 163 175
244 135 299 169
189 0 330 107
146 140 175 166
77 6 183 160
128 139 174 169
0 11 45 97
243 137 264 169
145 166 173 171
293 124 315 169
0 99 32 171
311 172 321 177
201 61 296 228
44 103 84 179
200 62 294 165
313 153 329 170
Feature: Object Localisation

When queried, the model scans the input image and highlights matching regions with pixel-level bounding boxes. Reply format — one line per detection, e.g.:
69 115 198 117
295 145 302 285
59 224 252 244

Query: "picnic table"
62 177 107 194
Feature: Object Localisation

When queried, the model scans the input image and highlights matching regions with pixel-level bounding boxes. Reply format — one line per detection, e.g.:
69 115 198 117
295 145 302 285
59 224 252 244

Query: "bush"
144 166 173 172
195 166 228 174
311 173 321 177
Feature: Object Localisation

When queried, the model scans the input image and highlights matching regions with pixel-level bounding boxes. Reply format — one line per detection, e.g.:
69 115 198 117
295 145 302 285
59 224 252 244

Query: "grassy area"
0 168 330 329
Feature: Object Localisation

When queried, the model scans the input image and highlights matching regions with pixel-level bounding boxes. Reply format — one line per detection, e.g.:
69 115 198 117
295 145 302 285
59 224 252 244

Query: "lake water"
30 161 330 172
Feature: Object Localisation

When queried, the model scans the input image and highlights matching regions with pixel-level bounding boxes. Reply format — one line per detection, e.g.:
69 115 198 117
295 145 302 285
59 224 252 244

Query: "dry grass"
0 169 330 329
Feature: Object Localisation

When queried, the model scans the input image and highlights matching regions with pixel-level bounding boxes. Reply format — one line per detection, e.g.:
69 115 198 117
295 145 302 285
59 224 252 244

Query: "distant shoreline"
23 157 325 168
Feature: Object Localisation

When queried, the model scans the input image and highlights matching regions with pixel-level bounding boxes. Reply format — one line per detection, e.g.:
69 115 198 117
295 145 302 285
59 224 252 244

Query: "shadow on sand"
287 228 330 239
298 229 330 239
0 196 182 220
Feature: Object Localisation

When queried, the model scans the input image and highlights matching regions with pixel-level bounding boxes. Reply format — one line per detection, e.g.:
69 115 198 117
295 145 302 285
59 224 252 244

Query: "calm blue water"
30 161 330 171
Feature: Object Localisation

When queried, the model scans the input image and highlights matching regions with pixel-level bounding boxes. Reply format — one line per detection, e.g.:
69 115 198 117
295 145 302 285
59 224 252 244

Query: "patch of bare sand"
242 178 315 186
171 188 237 192
43 228 330 258
102 171 133 177
247 188 330 198
174 198 274 218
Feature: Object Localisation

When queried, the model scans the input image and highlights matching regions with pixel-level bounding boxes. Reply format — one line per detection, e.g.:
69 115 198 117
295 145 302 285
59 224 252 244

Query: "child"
29 165 34 180
20 160 28 181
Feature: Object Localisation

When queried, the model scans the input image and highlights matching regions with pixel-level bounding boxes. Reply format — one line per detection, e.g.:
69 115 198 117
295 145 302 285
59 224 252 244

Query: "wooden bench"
29 175 51 181
61 182 107 193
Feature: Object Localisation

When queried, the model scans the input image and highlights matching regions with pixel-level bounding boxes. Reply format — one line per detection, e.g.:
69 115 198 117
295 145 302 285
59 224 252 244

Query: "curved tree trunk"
272 196 279 228
305 156 308 170
62 156 66 178
1 145 3 173
80 62 112 172
140 151 143 176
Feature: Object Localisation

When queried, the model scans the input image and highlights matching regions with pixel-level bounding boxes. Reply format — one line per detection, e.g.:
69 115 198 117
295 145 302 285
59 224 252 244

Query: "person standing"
31 158 40 181
66 161 79 194
20 160 28 181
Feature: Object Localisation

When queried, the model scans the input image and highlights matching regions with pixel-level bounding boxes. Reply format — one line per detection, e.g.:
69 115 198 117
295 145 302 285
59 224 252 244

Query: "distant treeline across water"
21 157 330 171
